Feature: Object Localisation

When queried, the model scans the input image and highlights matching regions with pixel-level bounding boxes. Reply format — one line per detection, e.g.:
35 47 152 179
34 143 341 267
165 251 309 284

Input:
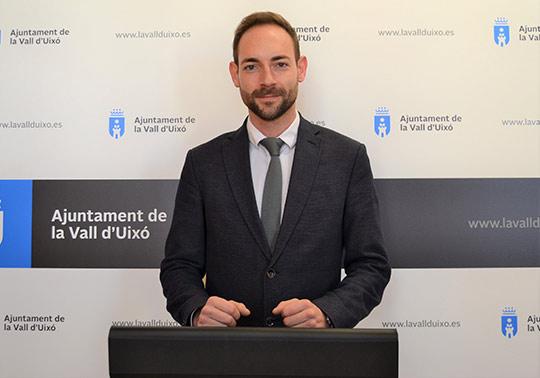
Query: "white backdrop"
1 1 539 377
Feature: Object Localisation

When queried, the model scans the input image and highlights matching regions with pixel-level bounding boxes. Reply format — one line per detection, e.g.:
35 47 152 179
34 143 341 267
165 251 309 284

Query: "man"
160 11 390 328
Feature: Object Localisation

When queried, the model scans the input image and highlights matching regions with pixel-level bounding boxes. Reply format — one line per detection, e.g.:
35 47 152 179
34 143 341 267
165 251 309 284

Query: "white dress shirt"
246 112 300 220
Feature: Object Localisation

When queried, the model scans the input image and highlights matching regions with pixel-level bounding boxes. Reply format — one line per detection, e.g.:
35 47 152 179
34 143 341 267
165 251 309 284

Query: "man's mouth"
257 95 280 101
253 88 285 99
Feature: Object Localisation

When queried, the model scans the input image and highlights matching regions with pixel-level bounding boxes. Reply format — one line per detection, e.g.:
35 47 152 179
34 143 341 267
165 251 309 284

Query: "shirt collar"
247 112 300 150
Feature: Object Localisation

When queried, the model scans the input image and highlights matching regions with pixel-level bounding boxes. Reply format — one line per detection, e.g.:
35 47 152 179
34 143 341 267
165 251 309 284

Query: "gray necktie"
260 137 285 251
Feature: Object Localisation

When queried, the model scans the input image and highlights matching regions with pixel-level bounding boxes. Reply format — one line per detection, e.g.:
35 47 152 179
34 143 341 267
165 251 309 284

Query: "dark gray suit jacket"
160 116 390 328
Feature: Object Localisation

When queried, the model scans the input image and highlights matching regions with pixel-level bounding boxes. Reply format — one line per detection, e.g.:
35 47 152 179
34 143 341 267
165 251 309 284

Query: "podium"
109 327 398 378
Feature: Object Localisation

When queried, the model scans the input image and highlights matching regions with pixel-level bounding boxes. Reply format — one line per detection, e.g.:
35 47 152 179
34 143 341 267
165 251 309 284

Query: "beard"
240 84 297 121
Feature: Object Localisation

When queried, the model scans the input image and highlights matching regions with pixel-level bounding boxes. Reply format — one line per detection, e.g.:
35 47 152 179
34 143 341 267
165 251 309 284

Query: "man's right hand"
193 296 250 327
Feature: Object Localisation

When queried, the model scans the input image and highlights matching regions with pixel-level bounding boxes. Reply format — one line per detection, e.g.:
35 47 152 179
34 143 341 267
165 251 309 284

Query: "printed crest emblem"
501 307 517 338
374 107 390 138
109 109 125 139
494 18 510 47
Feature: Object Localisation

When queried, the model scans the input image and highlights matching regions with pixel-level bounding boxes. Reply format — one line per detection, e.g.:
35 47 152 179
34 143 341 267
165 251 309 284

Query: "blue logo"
0 180 33 268
0 200 3 245
109 109 125 139
494 18 510 47
374 107 390 138
501 307 518 338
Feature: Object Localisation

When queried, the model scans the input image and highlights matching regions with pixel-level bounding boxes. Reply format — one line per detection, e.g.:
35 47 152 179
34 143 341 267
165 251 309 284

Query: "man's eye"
277 62 288 68
244 65 256 71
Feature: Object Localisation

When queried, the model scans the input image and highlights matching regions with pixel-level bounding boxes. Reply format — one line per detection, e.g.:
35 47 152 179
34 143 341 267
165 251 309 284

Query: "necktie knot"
260 138 284 156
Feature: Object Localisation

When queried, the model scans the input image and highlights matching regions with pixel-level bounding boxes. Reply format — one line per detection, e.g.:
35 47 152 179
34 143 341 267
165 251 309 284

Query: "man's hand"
193 296 250 327
272 298 328 328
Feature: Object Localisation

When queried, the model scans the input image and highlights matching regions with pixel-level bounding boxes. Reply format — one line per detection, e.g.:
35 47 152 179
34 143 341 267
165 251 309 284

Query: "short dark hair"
233 11 300 65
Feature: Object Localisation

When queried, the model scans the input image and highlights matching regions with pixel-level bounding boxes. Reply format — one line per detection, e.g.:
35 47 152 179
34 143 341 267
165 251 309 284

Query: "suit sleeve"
312 143 391 328
160 150 209 325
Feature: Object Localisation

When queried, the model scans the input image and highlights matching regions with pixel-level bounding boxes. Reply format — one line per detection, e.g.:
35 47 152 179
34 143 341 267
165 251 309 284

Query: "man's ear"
297 56 308 83
229 61 240 88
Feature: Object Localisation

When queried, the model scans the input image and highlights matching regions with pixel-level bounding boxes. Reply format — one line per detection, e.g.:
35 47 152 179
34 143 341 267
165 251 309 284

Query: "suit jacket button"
265 316 274 327
266 269 276 279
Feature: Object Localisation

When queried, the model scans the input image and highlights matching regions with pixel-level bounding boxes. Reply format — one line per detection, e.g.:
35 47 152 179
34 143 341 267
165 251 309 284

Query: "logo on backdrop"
374 107 391 138
0 200 4 245
494 18 510 47
501 307 518 338
109 109 125 139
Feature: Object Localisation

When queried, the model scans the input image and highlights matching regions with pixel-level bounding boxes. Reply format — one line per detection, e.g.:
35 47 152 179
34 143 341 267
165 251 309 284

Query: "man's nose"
260 65 276 86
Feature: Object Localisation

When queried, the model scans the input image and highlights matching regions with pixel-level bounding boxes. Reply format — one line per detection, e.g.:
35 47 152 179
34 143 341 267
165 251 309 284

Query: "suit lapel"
222 122 272 260
272 117 323 263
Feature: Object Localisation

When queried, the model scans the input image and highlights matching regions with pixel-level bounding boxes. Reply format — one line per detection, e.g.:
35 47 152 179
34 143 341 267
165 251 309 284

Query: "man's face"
230 24 307 122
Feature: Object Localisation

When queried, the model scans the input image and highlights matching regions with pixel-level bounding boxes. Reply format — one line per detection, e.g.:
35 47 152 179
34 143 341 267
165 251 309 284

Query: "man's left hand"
272 298 328 328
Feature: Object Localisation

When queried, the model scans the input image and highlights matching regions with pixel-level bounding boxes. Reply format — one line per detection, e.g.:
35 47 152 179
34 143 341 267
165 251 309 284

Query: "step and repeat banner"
1 1 539 377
